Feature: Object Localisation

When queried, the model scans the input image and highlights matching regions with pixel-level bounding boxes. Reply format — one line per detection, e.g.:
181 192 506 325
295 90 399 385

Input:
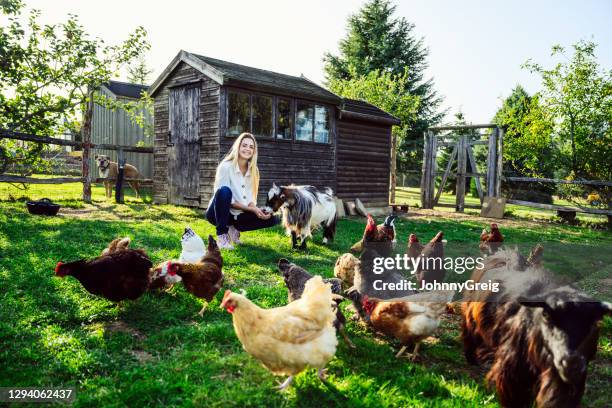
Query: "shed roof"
149 51 341 104
103 80 148 99
340 99 401 126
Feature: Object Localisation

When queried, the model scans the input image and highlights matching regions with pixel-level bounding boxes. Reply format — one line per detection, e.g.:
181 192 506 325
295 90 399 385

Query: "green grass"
0 182 610 407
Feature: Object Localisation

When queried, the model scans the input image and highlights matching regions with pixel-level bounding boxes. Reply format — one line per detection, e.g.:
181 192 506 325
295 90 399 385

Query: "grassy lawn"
0 182 610 407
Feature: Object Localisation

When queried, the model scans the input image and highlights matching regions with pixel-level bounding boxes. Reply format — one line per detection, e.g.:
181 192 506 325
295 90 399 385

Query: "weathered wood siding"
218 88 336 205
91 88 153 179
153 62 220 206
336 118 391 207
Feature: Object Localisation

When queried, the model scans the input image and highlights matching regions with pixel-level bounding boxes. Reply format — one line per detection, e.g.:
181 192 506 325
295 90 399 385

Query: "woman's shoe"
217 233 235 250
228 225 242 245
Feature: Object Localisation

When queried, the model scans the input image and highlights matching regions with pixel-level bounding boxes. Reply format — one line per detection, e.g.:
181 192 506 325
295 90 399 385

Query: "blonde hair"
217 132 260 199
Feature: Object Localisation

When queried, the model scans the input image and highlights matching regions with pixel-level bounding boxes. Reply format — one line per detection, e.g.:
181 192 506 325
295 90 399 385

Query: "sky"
21 0 612 123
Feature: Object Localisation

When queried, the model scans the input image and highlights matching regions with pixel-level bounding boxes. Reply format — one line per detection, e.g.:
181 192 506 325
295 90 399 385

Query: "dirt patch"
105 320 145 339
130 350 154 363
401 207 559 229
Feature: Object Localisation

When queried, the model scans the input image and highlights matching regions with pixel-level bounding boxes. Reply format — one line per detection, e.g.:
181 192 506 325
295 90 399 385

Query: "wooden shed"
149 51 399 209
91 81 153 178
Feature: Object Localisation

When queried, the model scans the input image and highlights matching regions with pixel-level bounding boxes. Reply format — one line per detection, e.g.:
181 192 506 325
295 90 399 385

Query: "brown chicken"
352 290 454 359
413 232 445 287
479 223 504 254
407 233 423 260
221 276 338 391
350 214 397 256
55 238 153 302
152 235 224 316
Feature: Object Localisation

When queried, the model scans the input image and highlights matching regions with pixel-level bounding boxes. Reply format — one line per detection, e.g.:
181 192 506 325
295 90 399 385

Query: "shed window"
252 95 273 138
227 91 250 136
296 102 314 141
276 98 292 139
314 106 330 143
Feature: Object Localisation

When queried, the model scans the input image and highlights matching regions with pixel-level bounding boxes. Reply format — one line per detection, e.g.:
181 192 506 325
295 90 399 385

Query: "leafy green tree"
0 0 149 180
323 0 444 172
523 40 612 205
493 85 556 203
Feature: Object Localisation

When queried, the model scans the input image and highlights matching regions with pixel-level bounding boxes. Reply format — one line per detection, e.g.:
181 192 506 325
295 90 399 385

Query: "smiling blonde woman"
205 133 279 249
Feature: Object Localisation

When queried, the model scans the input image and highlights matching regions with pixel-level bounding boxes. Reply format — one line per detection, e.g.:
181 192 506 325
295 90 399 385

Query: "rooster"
350 214 397 256
479 223 504 255
55 239 153 302
348 290 454 360
407 233 423 261
179 226 206 263
278 258 354 348
153 235 223 316
221 276 338 391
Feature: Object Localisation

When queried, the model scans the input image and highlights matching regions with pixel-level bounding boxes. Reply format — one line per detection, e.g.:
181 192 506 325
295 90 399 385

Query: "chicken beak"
220 289 232 310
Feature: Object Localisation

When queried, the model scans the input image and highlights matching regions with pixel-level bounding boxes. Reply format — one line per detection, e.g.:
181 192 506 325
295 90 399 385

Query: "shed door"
169 85 200 206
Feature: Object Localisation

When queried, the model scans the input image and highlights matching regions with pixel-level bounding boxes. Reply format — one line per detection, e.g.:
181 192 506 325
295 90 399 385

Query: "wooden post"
434 144 457 206
115 148 125 204
81 89 94 203
466 145 484 203
455 135 467 212
389 133 397 204
486 128 498 197
420 131 436 209
495 127 504 197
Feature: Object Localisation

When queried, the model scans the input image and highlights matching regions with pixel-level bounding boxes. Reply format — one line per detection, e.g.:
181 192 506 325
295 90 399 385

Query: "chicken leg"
198 301 208 317
276 375 294 391
395 345 407 358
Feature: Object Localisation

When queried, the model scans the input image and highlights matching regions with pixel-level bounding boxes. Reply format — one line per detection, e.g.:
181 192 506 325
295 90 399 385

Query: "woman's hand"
251 206 271 219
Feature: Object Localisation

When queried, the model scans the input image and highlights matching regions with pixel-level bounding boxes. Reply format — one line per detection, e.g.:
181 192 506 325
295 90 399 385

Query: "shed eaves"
341 98 401 125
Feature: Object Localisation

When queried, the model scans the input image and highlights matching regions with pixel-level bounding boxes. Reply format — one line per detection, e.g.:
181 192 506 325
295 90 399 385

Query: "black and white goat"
266 183 337 250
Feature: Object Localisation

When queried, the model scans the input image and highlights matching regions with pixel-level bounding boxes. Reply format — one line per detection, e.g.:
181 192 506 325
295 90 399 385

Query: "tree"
329 68 420 202
127 55 152 84
493 85 556 203
523 40 612 205
0 0 150 187
323 0 445 172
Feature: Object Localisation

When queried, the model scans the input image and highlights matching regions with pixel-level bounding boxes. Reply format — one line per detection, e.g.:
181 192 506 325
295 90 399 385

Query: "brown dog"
95 154 142 198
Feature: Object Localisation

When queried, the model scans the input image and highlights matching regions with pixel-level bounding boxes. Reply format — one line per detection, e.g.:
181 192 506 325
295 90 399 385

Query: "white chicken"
179 226 206 263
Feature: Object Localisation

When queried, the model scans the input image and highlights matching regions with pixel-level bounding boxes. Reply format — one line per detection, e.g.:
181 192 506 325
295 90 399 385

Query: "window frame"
223 87 333 146
294 99 333 145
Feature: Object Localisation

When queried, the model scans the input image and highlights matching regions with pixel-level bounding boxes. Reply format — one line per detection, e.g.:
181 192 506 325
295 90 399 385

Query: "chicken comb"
55 261 63 274
365 214 376 233
491 223 499 229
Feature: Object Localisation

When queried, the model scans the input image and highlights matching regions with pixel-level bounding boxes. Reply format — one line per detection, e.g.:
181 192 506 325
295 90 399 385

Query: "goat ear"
272 182 277 188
